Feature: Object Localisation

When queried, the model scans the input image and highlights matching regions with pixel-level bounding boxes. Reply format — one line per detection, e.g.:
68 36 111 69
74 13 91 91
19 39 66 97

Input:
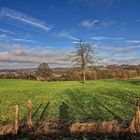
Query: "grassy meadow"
0 79 140 123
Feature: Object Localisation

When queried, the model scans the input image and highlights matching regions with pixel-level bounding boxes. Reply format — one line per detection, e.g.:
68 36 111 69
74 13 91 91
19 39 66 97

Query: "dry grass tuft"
69 120 122 134
34 118 68 136
0 124 15 135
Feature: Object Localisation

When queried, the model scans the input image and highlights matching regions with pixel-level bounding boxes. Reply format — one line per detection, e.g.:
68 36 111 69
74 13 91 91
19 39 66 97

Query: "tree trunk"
82 67 86 83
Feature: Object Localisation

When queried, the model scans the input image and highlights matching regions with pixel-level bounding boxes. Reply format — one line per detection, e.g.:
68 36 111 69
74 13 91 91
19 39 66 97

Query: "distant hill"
0 67 69 73
0 64 139 73
0 68 37 72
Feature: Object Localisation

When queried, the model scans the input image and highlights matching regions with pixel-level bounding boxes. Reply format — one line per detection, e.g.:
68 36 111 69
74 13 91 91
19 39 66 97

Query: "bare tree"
72 39 97 83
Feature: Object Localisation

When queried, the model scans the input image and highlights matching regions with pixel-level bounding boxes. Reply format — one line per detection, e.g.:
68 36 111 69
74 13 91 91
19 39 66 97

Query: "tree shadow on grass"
64 89 124 122
95 100 123 122
59 102 69 122
39 101 50 120
32 103 43 119
96 88 137 118
21 102 50 122
96 89 136 108
65 89 96 121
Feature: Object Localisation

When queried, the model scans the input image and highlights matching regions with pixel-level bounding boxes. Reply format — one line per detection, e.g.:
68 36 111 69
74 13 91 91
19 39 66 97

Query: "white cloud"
79 19 99 29
0 51 8 55
91 36 111 40
114 46 140 54
0 33 36 43
103 57 140 65
91 36 124 41
123 40 140 50
72 41 80 44
0 44 71 69
11 38 36 43
95 41 140 65
0 7 53 31
57 31 79 40
124 40 140 44
57 31 69 37
0 28 15 34
0 34 11 41
79 19 116 30
97 20 116 29
0 62 37 69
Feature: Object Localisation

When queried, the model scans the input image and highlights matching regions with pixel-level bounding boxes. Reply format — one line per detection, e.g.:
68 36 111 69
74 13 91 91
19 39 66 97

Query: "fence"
1 98 140 139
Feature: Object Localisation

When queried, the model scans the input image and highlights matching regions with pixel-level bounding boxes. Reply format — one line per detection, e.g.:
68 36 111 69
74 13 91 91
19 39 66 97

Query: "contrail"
0 7 53 31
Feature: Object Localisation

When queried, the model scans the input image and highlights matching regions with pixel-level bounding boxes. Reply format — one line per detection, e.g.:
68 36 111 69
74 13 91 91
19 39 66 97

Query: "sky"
0 0 140 69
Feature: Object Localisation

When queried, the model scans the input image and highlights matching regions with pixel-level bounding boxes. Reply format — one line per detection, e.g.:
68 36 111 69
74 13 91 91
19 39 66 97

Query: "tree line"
0 64 139 81
0 40 140 81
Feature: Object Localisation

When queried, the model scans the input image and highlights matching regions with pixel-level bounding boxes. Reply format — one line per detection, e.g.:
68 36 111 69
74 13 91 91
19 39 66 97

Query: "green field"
0 79 140 123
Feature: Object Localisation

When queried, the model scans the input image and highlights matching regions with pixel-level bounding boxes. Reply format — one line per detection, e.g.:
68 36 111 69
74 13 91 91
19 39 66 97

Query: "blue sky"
0 0 140 68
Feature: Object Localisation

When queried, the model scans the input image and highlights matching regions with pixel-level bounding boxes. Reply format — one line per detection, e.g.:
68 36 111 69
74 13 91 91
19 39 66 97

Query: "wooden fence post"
134 97 140 132
27 100 33 129
15 105 19 134
126 98 140 133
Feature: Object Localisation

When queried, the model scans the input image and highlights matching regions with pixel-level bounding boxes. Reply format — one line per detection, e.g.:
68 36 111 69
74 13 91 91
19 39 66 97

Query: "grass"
0 79 140 123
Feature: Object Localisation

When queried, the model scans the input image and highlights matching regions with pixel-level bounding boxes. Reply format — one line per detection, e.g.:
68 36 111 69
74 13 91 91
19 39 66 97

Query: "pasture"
0 79 140 123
